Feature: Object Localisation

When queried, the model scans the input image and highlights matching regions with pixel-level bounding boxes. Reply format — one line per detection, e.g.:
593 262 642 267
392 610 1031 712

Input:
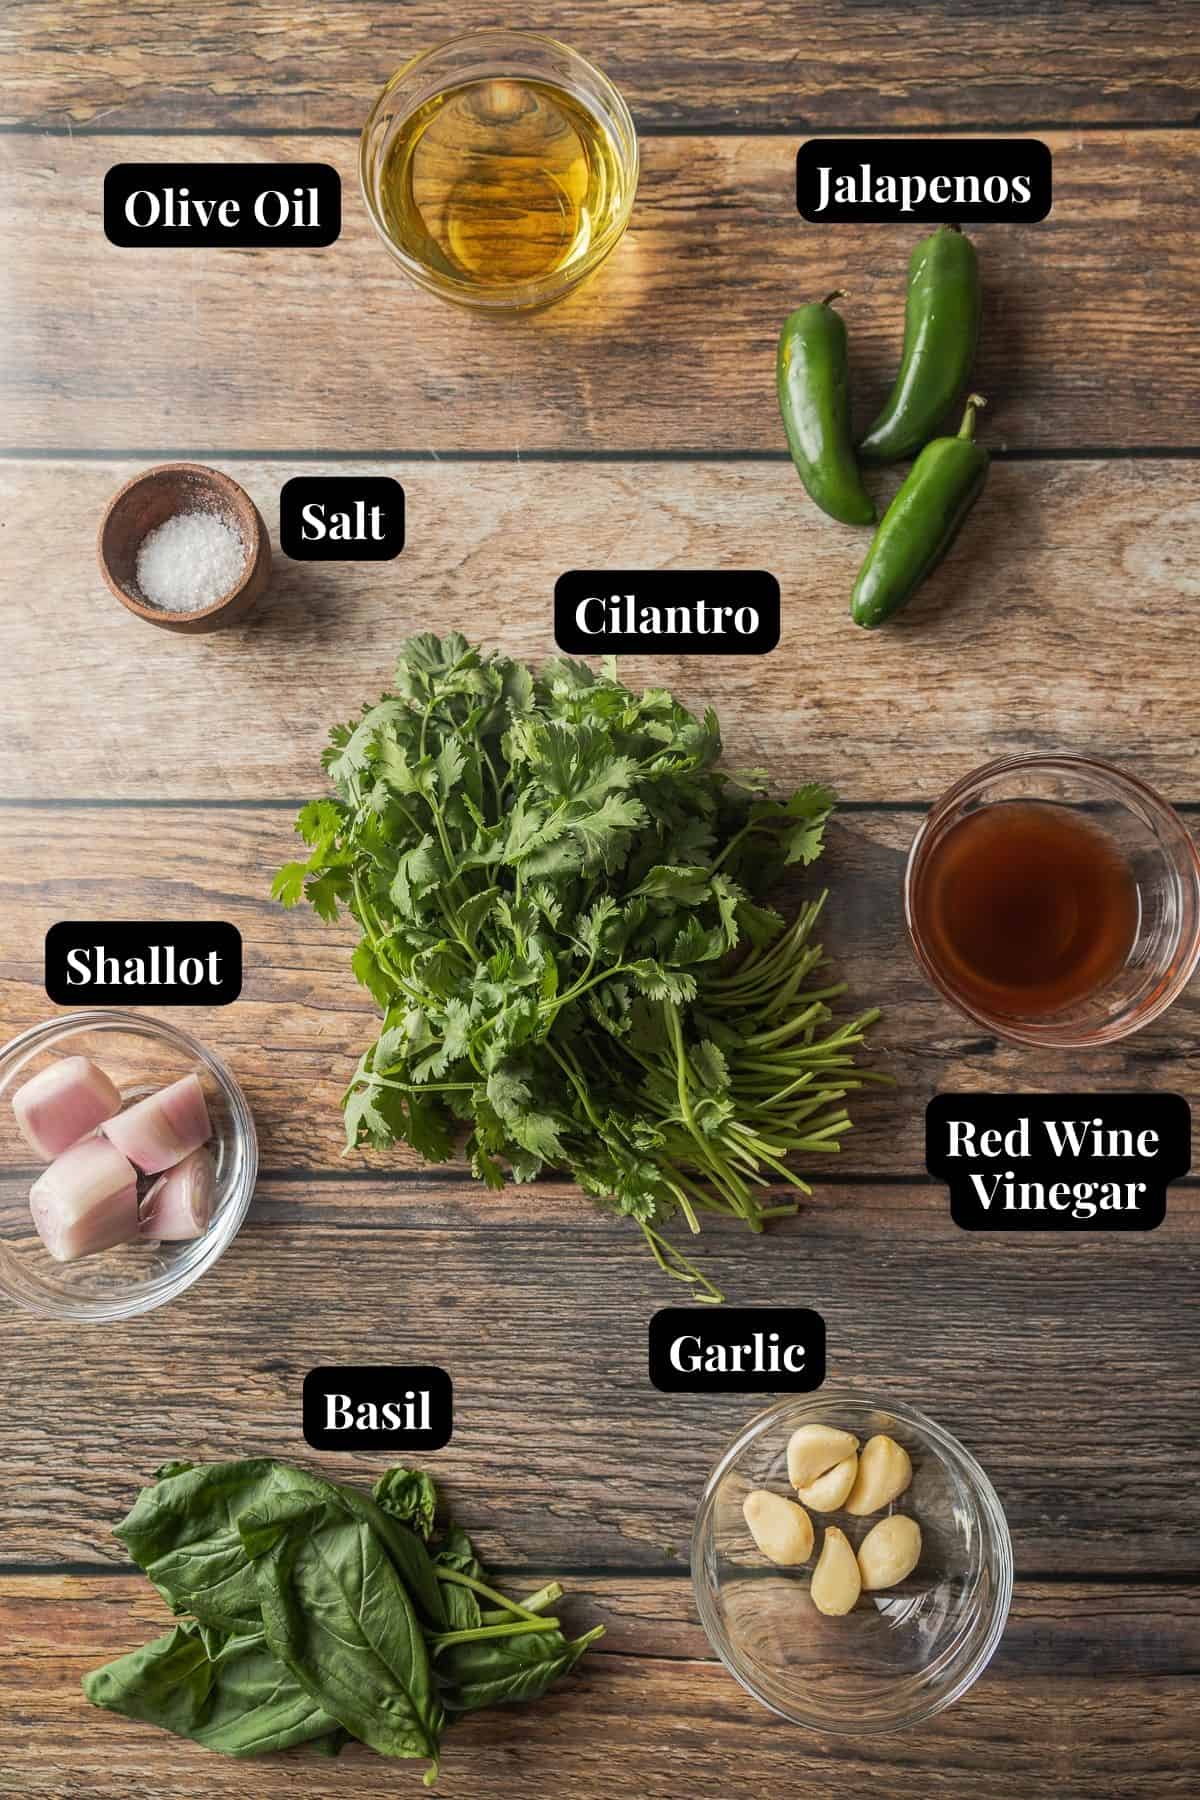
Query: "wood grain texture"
3 133 1199 451
0 1191 1196 1570
2 803 1199 1178
3 1 1196 132
0 1576 1195 1800
5 457 1200 800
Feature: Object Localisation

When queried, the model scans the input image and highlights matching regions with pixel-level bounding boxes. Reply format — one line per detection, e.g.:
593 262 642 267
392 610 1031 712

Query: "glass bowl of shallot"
0 1011 256 1321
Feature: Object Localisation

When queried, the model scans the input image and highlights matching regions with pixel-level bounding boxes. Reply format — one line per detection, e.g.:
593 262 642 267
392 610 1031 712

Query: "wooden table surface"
2 3 1198 1795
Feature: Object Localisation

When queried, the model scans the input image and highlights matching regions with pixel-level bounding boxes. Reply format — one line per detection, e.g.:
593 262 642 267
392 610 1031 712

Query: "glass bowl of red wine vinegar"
905 755 1200 1046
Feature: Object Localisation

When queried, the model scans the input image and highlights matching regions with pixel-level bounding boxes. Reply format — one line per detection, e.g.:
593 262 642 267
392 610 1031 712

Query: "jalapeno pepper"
858 226 981 464
850 395 988 629
777 292 876 527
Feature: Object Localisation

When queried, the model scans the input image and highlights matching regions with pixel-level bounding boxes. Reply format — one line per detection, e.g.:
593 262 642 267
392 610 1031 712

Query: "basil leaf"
240 1490 444 1776
433 1522 485 1631
308 1727 353 1757
373 1466 439 1541
117 1459 446 1634
437 1625 603 1715
82 1621 340 1757
114 1459 283 1632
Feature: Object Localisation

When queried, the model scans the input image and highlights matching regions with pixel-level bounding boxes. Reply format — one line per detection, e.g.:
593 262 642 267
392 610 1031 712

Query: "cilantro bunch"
274 634 882 1301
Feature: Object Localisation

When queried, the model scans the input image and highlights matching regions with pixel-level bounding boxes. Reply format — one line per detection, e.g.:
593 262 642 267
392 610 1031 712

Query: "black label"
648 1307 825 1393
45 922 242 1007
796 138 1052 223
927 1093 1189 1232
555 571 780 656
104 162 341 247
280 476 405 561
303 1366 453 1452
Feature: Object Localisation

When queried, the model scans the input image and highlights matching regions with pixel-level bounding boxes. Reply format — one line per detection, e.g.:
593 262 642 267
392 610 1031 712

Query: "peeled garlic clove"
742 1489 814 1566
29 1136 139 1262
794 1452 858 1513
12 1055 122 1160
857 1514 922 1590
139 1146 215 1241
810 1526 861 1616
786 1423 860 1488
102 1073 212 1175
845 1434 913 1516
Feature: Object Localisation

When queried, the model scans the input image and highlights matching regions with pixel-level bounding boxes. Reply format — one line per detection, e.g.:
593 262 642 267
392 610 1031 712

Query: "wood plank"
4 1 1194 132
3 132 1198 451
3 804 1199 1178
6 457 1200 800
0 1577 1194 1799
0 1199 1196 1570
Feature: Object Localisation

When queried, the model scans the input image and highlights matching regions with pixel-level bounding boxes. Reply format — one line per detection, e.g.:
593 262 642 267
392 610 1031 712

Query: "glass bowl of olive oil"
360 30 639 312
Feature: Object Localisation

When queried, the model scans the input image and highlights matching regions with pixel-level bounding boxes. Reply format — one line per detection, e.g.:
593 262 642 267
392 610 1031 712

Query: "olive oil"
377 77 626 290
914 802 1138 1018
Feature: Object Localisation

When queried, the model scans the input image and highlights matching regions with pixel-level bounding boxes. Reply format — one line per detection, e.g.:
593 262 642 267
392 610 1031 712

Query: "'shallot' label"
45 921 242 1006
927 1092 1189 1232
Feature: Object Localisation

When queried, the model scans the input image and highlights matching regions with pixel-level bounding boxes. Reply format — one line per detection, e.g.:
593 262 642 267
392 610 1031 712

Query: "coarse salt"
135 509 247 613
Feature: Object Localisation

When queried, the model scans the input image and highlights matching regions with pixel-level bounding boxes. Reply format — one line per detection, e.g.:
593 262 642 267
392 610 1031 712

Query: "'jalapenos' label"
796 139 1052 223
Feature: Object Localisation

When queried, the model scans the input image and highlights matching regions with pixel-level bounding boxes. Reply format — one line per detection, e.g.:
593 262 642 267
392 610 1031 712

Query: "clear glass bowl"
905 754 1200 1047
359 29 639 312
0 1012 256 1321
692 1392 1013 1735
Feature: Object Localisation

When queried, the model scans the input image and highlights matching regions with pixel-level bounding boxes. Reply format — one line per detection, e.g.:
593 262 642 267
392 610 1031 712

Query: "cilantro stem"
362 1076 475 1094
639 1220 723 1303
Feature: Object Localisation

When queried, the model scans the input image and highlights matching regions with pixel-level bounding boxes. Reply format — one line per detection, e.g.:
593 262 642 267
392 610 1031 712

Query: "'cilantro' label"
555 571 780 656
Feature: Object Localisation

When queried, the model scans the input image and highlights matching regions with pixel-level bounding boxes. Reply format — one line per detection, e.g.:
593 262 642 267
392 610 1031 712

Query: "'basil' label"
555 570 780 656
104 162 341 247
927 1093 1189 1232
648 1307 825 1393
45 921 242 1006
303 1366 453 1452
796 138 1052 223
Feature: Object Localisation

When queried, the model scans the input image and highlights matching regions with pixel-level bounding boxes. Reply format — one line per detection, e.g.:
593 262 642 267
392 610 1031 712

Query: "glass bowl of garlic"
691 1391 1013 1735
0 1011 256 1321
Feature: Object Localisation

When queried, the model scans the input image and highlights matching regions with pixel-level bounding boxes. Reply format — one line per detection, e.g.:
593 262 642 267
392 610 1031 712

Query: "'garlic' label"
927 1092 1189 1232
648 1307 825 1393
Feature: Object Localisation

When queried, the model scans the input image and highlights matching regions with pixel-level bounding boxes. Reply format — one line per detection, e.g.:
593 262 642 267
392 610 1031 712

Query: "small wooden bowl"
97 462 271 635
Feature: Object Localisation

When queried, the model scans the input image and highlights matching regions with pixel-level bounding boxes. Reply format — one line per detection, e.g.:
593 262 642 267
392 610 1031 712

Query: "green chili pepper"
850 395 988 629
777 292 876 526
858 226 981 463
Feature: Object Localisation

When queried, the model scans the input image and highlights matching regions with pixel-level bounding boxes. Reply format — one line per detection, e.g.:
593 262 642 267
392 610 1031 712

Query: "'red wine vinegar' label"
927 1093 1189 1231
